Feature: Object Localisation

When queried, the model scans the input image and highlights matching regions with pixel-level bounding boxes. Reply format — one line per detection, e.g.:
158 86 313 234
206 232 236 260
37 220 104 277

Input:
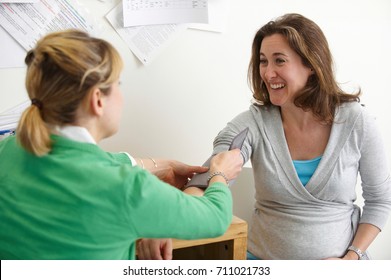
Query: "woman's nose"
264 65 277 80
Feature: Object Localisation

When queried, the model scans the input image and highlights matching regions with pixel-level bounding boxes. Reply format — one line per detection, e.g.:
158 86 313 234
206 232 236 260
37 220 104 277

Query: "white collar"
54 125 138 167
55 125 96 144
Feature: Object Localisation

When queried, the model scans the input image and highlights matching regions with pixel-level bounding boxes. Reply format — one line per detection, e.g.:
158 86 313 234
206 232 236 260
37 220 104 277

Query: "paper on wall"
0 0 98 51
0 0 37 3
0 26 26 68
189 0 230 33
122 0 208 27
106 2 187 65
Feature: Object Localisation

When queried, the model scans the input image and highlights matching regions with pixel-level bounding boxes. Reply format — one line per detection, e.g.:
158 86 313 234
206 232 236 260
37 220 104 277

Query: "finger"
162 239 173 260
137 239 147 260
141 239 154 260
188 166 209 174
150 240 163 260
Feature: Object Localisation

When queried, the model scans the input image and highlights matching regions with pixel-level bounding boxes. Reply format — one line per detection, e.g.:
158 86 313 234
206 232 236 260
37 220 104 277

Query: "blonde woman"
0 30 243 260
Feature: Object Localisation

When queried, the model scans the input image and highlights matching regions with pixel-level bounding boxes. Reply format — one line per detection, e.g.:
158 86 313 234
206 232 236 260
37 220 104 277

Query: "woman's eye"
259 58 267 65
275 58 285 64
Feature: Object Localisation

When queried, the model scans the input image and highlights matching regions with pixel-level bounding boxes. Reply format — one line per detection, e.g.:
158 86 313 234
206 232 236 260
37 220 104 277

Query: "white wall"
1 0 390 259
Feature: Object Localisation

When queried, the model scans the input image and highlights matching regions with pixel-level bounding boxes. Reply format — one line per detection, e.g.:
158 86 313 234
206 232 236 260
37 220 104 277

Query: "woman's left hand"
152 160 208 189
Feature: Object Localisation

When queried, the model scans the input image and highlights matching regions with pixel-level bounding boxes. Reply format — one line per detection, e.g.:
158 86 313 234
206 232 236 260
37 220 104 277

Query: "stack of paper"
0 100 29 140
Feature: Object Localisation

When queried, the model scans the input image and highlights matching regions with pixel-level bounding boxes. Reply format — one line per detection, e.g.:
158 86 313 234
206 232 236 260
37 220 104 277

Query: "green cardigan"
0 135 232 259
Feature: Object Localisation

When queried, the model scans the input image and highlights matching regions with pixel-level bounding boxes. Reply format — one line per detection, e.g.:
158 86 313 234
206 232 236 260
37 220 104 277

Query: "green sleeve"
123 168 233 240
107 152 133 166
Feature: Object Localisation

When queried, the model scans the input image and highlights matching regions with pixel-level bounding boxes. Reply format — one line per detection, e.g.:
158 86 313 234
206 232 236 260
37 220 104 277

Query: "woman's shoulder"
338 101 376 121
336 101 365 121
234 104 277 120
336 102 381 138
228 104 265 126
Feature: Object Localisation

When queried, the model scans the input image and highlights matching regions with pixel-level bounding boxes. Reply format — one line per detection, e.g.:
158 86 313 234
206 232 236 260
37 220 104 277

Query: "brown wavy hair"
248 13 360 123
17 29 123 156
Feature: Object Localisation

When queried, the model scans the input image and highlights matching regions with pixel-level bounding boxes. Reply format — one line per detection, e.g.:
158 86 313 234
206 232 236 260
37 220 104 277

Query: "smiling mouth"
270 83 285 89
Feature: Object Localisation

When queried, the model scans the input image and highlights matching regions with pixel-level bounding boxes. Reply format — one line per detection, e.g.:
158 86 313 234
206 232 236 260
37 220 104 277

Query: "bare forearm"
344 223 380 260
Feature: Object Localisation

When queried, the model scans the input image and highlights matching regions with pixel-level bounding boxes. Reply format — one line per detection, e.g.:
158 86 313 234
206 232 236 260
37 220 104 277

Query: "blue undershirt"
292 156 322 186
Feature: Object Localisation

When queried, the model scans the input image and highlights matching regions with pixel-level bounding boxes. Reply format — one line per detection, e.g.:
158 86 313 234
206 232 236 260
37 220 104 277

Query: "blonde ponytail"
16 104 51 156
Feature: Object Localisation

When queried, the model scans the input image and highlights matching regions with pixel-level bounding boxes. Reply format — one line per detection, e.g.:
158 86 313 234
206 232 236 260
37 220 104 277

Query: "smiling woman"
138 13 391 260
234 13 391 260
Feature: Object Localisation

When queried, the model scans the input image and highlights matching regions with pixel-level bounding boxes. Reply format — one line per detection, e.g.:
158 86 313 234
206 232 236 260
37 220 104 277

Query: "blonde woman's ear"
89 88 105 117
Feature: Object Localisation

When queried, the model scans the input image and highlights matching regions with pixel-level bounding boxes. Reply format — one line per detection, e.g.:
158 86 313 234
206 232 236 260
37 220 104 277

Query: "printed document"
106 3 187 65
189 0 230 33
122 0 208 27
0 26 26 68
0 0 97 51
0 0 37 3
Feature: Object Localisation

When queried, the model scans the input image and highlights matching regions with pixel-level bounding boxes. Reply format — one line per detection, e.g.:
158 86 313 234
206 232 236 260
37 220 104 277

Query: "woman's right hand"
209 149 243 183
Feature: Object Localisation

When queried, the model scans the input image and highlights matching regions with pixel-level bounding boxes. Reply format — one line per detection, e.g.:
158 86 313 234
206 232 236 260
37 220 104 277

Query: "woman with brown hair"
139 13 391 260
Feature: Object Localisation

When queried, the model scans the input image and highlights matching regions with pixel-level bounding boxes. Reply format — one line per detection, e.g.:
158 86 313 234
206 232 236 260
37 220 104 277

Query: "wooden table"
171 216 248 260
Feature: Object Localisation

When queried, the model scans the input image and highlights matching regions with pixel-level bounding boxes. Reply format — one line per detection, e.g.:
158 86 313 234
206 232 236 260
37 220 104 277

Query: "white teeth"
270 83 285 89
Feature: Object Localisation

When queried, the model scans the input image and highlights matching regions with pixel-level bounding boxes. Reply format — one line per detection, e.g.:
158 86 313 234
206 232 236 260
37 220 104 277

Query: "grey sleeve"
212 110 255 165
359 108 391 230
